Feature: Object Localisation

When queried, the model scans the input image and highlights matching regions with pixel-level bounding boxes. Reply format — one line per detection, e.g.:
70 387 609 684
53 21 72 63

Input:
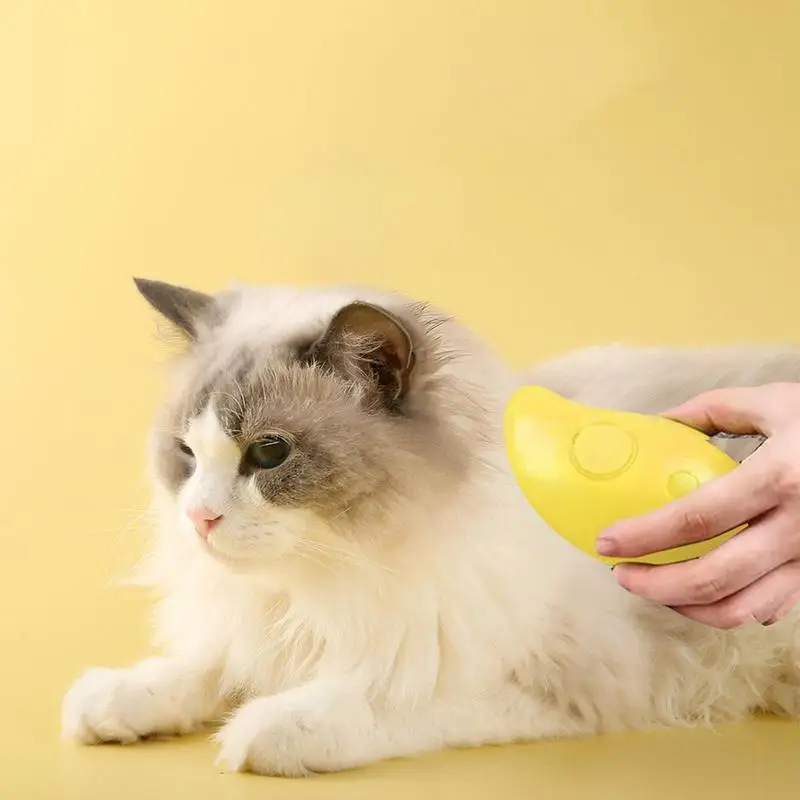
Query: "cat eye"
245 436 291 470
177 440 195 458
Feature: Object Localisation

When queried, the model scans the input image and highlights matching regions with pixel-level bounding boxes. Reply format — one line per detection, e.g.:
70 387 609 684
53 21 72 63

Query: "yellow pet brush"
504 386 751 566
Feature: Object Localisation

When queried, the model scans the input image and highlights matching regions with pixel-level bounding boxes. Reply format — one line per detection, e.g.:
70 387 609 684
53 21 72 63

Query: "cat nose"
187 506 223 539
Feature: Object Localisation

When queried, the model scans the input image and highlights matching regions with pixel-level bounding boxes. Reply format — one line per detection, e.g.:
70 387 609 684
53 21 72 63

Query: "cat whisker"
292 542 339 574
296 538 399 575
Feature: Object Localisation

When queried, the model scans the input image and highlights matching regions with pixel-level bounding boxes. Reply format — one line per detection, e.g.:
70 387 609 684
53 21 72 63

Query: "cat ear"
133 277 217 340
313 302 416 407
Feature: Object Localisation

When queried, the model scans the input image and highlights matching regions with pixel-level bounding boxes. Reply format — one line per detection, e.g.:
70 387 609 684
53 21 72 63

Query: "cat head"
136 278 495 571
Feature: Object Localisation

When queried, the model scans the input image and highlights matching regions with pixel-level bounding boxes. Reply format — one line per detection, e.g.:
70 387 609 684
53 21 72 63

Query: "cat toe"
214 696 341 777
61 668 144 744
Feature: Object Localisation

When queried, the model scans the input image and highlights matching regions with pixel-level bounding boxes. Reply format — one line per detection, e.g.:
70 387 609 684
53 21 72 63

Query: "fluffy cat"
61 280 800 776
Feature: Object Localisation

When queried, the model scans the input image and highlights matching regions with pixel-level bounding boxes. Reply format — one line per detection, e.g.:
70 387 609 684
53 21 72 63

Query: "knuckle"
717 603 758 630
676 509 714 541
703 392 730 414
687 571 728 605
776 463 800 498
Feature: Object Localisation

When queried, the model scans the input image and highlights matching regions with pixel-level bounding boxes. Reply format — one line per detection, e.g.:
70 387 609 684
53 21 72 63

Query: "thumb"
662 386 775 436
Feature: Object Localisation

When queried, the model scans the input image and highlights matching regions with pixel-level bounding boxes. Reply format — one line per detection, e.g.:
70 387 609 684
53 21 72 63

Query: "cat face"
137 279 484 569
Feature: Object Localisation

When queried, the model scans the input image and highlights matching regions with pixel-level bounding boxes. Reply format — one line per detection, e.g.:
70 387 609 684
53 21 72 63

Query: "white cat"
61 280 800 776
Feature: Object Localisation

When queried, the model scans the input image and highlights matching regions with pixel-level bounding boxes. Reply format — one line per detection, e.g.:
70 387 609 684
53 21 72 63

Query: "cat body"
62 282 800 775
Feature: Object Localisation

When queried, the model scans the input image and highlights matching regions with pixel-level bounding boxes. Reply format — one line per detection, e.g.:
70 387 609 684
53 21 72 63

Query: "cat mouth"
197 535 250 566
196 531 285 573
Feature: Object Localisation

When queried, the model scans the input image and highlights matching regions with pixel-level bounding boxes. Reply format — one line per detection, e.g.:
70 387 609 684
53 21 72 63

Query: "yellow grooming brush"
504 386 754 566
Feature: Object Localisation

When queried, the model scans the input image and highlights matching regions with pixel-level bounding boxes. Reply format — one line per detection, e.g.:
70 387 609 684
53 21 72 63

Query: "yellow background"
2 2 799 797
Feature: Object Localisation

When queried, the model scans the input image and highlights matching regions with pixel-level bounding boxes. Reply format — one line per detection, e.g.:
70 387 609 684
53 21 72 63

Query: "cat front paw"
62 667 148 744
62 659 205 745
215 695 349 777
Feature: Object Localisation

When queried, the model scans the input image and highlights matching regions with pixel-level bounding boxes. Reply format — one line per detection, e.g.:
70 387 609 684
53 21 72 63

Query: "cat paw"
63 658 216 745
62 667 148 744
214 696 346 777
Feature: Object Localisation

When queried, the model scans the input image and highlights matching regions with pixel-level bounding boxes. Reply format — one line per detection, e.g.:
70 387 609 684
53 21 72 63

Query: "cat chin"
188 526 301 569
197 539 273 571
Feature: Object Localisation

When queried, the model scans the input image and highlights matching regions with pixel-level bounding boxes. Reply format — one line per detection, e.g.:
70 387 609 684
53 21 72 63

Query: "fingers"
671 560 800 629
597 449 780 558
612 509 800 606
604 383 800 629
663 383 800 437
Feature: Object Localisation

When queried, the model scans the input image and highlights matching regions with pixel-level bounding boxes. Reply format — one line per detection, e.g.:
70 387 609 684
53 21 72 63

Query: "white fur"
62 287 800 776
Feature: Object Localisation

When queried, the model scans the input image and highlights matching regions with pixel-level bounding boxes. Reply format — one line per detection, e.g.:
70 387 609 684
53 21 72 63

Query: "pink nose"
187 506 223 539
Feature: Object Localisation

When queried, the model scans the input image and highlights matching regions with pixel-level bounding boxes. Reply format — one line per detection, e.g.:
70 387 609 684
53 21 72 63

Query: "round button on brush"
571 423 637 478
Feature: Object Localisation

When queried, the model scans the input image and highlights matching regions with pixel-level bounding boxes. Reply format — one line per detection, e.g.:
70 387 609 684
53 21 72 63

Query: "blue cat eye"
246 436 292 470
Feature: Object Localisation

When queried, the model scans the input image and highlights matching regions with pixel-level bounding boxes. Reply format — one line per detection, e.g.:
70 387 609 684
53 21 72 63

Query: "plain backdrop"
2 2 799 797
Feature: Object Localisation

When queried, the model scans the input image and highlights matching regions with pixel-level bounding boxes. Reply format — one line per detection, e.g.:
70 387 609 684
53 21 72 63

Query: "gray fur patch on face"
152 431 195 494
147 286 493 534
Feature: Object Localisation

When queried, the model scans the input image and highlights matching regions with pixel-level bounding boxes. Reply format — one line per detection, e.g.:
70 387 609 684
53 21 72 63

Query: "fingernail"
596 537 616 556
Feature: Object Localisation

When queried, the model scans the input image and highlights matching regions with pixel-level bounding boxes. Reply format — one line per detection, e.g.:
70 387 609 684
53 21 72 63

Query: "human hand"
596 382 800 628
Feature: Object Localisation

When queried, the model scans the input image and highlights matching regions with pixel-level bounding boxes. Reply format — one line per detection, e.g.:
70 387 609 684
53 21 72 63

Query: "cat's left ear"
312 302 416 408
133 277 218 341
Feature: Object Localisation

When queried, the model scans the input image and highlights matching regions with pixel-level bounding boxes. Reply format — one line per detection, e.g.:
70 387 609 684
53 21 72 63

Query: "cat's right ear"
133 278 218 341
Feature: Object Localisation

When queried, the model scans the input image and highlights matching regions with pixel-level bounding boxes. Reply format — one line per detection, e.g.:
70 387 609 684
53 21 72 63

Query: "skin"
596 382 800 629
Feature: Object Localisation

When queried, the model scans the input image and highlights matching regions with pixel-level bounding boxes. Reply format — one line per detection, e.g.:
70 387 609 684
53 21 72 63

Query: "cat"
61 279 800 776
